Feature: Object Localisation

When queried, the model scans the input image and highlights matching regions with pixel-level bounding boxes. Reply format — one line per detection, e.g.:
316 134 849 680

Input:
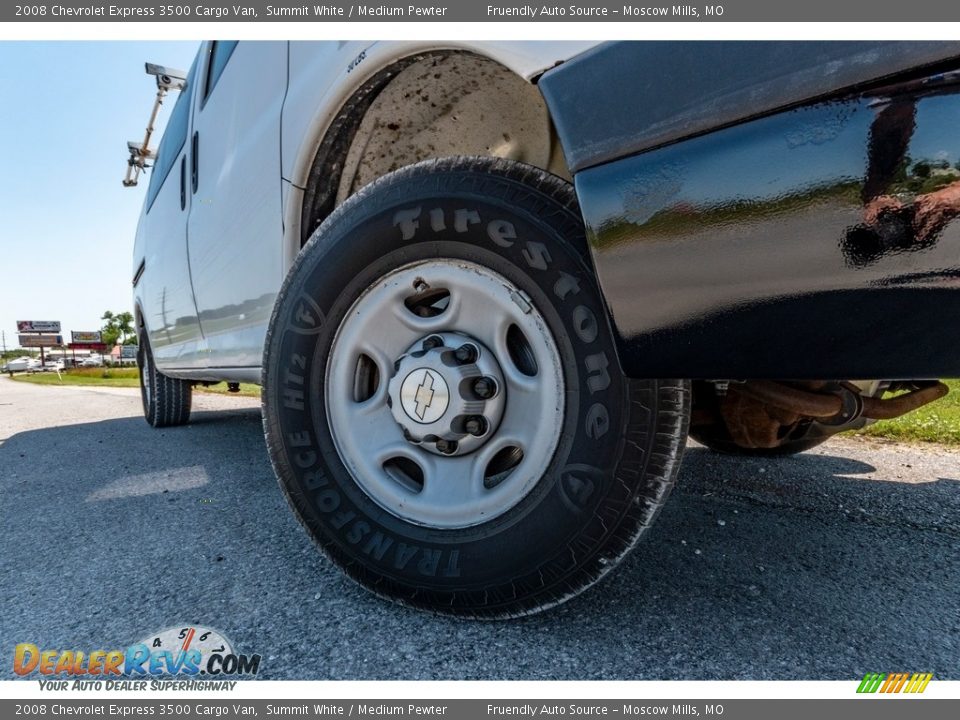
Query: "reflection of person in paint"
869 181 960 242
861 98 960 247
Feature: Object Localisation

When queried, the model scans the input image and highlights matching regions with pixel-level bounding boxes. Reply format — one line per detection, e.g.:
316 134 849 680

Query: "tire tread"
139 338 192 428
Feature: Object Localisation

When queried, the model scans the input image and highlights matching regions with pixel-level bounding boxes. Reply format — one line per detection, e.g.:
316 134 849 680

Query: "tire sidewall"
138 336 155 425
264 163 649 609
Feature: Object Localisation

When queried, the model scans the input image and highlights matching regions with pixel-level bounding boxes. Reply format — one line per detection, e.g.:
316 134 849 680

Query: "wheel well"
299 51 572 246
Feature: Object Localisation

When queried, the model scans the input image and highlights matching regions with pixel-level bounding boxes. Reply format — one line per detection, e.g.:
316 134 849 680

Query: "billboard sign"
18 334 64 347
71 331 102 344
17 320 61 333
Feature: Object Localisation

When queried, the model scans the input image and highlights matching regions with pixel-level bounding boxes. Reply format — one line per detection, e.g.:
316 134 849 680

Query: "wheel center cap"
399 368 450 424
387 331 507 456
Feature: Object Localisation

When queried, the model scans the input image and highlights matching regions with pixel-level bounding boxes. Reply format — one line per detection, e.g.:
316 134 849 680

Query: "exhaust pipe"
734 380 948 423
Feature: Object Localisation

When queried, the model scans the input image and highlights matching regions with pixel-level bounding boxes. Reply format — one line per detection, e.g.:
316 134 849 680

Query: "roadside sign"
120 345 139 359
17 320 61 333
18 334 63 347
71 330 102 343
69 343 108 351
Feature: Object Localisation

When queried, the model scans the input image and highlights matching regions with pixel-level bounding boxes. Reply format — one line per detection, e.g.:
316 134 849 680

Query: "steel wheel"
326 260 563 529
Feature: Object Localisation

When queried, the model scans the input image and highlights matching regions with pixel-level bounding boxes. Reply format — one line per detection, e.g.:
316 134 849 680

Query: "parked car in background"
80 355 103 368
130 40 960 618
4 357 40 373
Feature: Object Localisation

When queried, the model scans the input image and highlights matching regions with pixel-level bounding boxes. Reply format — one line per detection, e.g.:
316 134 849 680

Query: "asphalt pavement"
2 376 958 680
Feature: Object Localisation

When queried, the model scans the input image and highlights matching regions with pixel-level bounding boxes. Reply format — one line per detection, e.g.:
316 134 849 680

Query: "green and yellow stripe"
857 672 933 694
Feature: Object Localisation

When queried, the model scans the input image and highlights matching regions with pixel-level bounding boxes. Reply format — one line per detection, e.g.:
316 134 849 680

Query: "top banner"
8 1 960 22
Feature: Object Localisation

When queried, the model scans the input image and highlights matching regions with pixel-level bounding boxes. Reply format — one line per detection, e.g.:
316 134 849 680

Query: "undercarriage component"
861 382 949 420
735 380 948 425
692 380 948 451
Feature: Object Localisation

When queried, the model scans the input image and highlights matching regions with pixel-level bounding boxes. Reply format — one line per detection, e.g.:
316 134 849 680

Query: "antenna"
122 62 188 188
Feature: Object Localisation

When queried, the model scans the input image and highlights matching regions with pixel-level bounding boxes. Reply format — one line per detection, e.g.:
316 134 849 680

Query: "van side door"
185 41 288 370
138 55 204 369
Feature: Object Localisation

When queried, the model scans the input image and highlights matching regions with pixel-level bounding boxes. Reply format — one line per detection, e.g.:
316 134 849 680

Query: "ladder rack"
122 63 187 188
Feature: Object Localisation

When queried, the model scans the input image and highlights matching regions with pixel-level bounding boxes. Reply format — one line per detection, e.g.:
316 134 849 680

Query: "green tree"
100 310 121 349
116 312 135 346
2 349 35 361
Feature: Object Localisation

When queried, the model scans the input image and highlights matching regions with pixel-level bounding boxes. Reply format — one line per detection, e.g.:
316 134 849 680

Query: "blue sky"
0 41 199 350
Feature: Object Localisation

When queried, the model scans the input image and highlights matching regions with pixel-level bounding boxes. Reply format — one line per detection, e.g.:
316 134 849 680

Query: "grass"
851 379 960 445
9 367 260 397
8 369 959 444
10 367 142 388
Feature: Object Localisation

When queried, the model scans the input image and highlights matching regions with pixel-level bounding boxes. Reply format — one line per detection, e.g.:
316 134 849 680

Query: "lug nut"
454 344 477 364
464 416 488 437
435 439 458 455
473 377 496 399
423 336 443 351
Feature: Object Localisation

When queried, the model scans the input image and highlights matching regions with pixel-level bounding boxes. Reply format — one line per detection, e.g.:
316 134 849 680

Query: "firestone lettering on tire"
388 202 613 444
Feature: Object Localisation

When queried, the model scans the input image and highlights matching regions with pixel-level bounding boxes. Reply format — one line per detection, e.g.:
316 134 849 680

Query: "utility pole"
1 330 6 355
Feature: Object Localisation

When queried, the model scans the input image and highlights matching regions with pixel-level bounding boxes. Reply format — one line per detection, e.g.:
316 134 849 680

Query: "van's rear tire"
138 336 192 428
262 157 690 618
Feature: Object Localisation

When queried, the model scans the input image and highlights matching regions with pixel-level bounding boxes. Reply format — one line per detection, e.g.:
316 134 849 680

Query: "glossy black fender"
541 42 960 379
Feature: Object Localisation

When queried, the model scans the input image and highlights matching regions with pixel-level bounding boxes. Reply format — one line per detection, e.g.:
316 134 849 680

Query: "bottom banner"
1 700 957 720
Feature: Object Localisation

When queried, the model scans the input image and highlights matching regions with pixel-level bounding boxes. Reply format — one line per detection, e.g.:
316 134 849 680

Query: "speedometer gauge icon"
136 625 234 672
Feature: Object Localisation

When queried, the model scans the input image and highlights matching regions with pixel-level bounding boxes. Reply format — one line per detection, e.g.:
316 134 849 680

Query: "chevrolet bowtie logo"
414 371 436 420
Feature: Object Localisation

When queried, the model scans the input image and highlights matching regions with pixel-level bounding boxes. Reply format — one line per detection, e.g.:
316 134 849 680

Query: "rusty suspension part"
861 382 949 419
734 381 841 418
733 380 948 423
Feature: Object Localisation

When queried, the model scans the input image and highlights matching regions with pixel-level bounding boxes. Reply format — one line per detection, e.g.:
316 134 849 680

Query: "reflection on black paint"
578 68 960 379
844 85 960 267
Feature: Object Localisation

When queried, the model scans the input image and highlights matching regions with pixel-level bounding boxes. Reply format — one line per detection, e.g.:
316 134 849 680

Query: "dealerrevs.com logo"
13 625 261 689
